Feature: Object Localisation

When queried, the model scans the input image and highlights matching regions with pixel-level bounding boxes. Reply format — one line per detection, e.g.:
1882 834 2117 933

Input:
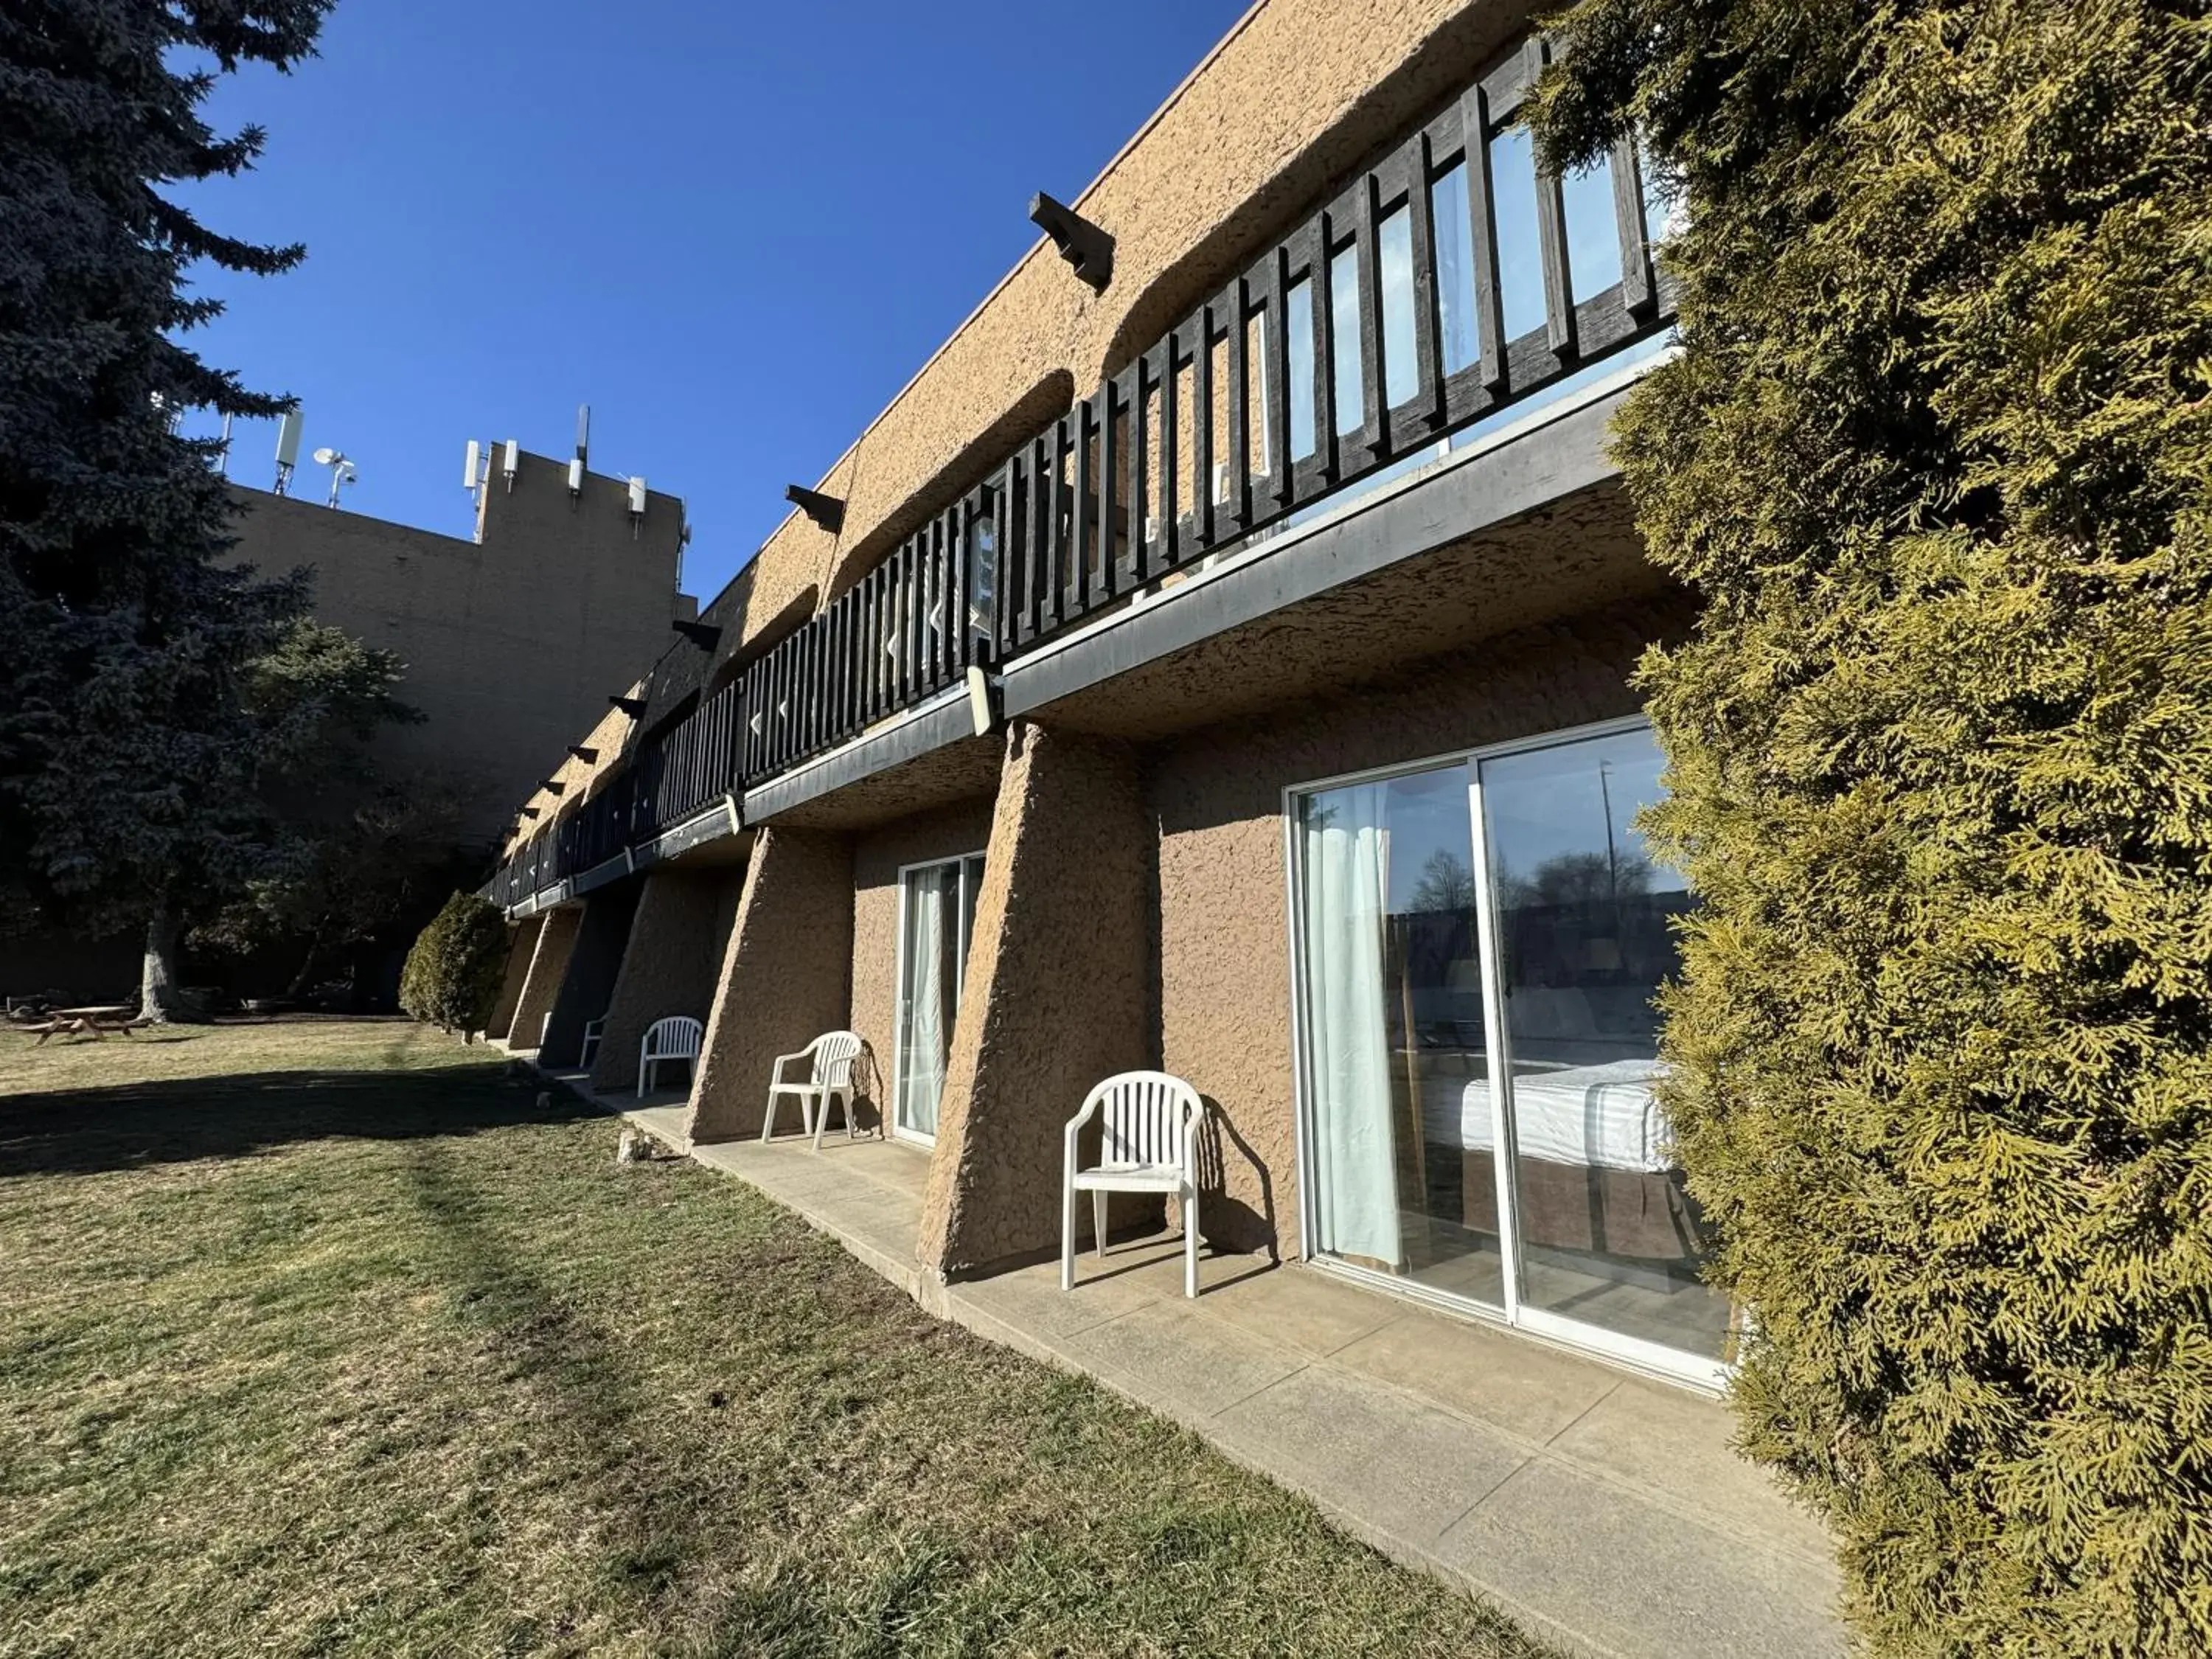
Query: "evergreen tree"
1529 1 2212 1652
0 1 335 1017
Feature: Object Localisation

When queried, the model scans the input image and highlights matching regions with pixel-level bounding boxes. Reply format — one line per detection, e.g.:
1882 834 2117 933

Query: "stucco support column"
506 905 581 1054
684 827 854 1144
484 914 543 1040
919 723 1155 1279
591 868 740 1094
538 886 641 1068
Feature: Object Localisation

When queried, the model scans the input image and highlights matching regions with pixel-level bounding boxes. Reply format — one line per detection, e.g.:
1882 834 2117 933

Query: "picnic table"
24 1005 143 1044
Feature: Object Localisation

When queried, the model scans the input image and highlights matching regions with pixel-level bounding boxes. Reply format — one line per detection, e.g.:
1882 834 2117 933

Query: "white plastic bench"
1063 1071 1206 1298
762 1030 866 1152
637 1015 703 1095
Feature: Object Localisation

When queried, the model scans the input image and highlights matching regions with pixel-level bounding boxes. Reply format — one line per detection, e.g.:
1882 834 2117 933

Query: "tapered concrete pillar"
507 905 581 1054
919 723 1155 1279
483 915 543 1040
539 885 642 1068
591 867 744 1094
684 827 853 1144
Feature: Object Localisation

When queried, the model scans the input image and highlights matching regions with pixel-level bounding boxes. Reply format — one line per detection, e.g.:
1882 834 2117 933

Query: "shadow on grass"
0 1063 612 1179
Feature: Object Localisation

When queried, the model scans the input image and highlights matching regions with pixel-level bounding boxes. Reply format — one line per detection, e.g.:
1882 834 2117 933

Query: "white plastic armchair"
1062 1071 1206 1298
762 1030 866 1152
637 1015 702 1094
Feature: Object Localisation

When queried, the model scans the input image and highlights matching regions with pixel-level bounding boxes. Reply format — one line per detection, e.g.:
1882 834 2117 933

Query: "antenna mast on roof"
273 409 305 495
568 404 588 498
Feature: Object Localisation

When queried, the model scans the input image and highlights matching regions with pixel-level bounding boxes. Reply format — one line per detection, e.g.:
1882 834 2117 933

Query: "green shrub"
1531 1 2212 1653
398 892 509 1037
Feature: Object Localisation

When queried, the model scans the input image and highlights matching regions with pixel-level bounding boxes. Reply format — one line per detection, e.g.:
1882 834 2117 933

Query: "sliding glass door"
894 853 984 1143
1292 718 1733 1384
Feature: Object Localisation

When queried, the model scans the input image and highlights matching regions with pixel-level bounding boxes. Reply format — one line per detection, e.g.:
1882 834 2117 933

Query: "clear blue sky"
177 0 1251 604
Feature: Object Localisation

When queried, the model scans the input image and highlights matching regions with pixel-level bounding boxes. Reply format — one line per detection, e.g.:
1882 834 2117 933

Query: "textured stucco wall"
918 725 1155 1278
1146 592 1695 1256
507 905 582 1054
484 916 544 1040
590 867 744 1094
493 0 1557 876
669 0 1537 679
685 828 855 1144
847 798 998 1124
540 886 641 1068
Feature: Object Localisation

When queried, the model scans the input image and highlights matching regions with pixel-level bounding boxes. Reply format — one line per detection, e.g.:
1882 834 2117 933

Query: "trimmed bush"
1531 1 2212 1653
398 892 509 1037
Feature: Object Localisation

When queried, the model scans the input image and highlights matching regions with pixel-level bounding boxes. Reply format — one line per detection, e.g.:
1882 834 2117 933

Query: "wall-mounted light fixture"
672 620 721 649
1030 192 1113 291
786 484 846 534
610 695 647 717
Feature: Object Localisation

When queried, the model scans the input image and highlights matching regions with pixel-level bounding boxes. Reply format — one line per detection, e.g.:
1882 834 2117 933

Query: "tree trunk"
285 922 327 1000
140 905 201 1023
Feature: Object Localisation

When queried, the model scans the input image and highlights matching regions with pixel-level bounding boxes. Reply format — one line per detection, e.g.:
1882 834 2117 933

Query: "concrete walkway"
594 1096 1843 1659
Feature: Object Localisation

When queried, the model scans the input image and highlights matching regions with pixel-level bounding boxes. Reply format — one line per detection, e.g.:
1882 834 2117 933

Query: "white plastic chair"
1063 1071 1206 1298
637 1015 703 1095
761 1030 866 1152
577 1016 606 1070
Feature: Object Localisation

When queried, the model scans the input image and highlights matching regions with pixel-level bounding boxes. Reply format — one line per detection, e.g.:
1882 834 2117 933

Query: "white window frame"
1281 712 1731 1393
888 848 987 1147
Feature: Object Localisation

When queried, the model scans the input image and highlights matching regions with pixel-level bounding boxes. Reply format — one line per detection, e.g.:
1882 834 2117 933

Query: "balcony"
491 35 1675 913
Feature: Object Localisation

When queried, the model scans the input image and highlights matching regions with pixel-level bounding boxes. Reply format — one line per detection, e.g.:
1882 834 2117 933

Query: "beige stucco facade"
491 0 1725 1397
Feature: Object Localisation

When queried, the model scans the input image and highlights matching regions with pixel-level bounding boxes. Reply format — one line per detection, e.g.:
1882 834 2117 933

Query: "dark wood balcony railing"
490 35 1673 908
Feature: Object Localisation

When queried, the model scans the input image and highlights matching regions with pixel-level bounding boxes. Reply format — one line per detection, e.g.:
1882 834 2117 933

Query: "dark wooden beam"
785 485 846 534
1030 192 1113 291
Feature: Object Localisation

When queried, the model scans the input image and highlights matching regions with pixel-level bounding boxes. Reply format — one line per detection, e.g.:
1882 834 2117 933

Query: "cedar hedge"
398 891 509 1037
1530 1 2211 1653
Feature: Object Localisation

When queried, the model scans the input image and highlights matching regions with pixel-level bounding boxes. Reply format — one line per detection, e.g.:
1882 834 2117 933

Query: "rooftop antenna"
311 445 357 509
273 410 305 495
568 404 589 498
216 412 234 478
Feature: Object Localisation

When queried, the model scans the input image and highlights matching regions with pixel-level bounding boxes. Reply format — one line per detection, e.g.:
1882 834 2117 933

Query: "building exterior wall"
847 798 998 1122
226 451 687 843
686 828 855 1144
591 867 744 1094
918 726 1155 1278
1144 591 1695 1257
670 0 1540 681
540 886 642 1068
484 915 545 1040
507 905 582 1054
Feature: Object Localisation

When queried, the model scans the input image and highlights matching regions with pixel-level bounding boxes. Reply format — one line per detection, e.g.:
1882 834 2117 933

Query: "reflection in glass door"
894 853 984 1143
1477 728 1731 1367
1294 766 1503 1308
1292 720 1733 1385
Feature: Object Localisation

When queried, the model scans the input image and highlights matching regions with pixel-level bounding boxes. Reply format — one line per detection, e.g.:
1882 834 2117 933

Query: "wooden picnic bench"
20 1005 145 1044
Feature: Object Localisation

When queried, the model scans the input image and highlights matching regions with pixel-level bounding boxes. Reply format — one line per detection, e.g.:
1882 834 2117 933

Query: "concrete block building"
226 447 696 844
479 9 1837 1641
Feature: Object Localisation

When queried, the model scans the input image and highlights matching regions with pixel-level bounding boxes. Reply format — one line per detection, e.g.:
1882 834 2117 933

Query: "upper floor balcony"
491 31 1676 914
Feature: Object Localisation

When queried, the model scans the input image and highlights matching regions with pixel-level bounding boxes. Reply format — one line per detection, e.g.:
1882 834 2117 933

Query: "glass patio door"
894 853 984 1143
1293 719 1733 1385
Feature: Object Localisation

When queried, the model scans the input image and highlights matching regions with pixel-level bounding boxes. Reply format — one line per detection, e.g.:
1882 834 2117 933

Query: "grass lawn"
0 1020 1549 1658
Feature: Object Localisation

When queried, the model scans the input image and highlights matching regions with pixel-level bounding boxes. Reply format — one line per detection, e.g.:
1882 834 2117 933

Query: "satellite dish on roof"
312 446 340 466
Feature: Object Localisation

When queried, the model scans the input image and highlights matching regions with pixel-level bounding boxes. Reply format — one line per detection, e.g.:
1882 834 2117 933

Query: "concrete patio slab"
568 1080 1844 1659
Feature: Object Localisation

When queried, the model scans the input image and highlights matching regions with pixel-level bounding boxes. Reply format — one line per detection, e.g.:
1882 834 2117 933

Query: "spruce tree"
1528 1 2212 1651
0 1 335 1017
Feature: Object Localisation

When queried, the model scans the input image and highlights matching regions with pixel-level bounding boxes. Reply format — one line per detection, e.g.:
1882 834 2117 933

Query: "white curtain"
1303 785 1402 1267
900 871 948 1137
